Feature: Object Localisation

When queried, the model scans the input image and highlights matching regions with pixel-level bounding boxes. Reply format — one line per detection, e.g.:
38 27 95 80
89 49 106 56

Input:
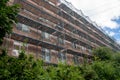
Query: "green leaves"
0 0 9 7
0 44 120 80
92 47 120 80
0 50 85 80
93 47 113 61
0 0 19 45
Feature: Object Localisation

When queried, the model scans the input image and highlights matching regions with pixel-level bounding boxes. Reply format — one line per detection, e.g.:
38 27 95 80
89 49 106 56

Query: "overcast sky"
66 0 120 44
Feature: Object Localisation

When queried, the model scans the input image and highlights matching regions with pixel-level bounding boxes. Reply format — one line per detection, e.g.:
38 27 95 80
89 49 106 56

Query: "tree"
92 61 117 80
92 47 120 80
0 50 44 80
92 47 113 61
0 0 19 45
0 45 120 80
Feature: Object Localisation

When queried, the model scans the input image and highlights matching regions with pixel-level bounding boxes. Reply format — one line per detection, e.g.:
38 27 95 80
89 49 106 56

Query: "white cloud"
105 31 115 36
117 40 120 44
109 32 115 36
66 0 120 29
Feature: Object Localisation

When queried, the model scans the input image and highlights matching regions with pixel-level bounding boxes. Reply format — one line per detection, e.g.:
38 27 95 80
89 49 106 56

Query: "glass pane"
12 49 19 56
73 55 79 65
58 53 66 63
45 49 50 62
45 32 49 39
41 32 50 39
58 38 64 44
45 55 50 62
41 48 45 59
41 32 45 39
16 23 22 30
72 43 77 48
22 24 30 32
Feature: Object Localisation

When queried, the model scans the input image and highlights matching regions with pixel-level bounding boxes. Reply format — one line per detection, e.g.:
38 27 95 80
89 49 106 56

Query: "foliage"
0 0 19 45
0 18 120 79
80 64 98 80
92 47 120 80
0 50 85 80
1 0 120 80
113 52 120 65
92 61 117 80
93 47 113 61
112 52 120 79
0 45 120 80
53 64 84 80
0 0 120 80
0 50 41 80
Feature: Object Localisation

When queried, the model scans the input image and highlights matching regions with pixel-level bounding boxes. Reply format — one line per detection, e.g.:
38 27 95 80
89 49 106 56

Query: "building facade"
3 0 120 65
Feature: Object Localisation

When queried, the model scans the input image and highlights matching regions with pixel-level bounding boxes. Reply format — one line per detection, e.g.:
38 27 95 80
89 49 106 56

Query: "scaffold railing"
59 0 120 47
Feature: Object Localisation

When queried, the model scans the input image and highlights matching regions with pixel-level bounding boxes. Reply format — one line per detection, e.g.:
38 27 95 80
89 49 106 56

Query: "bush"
92 61 117 80
0 50 85 80
0 50 43 80
0 46 120 80
81 65 98 80
0 0 19 45
93 47 113 61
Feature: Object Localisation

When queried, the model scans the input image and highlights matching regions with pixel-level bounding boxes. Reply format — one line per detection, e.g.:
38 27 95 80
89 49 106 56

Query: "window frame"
41 32 50 40
58 38 64 45
12 41 22 56
41 48 51 62
16 23 30 32
72 42 77 49
58 52 66 63
73 55 79 65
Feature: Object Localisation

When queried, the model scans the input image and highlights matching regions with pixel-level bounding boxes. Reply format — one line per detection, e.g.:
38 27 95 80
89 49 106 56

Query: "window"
58 52 66 63
12 41 28 56
58 38 64 44
73 55 79 65
41 32 50 39
16 23 30 32
72 42 77 48
22 24 30 32
41 48 51 62
16 23 22 30
12 41 22 56
12 50 19 57
81 46 85 50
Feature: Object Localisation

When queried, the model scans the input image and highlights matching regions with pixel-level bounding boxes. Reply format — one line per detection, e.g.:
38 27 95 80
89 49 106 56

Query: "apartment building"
3 0 120 65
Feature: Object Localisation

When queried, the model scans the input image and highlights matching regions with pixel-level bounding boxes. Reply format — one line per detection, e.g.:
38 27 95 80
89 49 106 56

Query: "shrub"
93 47 113 61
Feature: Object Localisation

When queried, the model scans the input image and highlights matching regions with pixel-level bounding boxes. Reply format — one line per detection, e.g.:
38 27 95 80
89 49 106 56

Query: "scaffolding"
58 1 120 50
4 0 120 65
